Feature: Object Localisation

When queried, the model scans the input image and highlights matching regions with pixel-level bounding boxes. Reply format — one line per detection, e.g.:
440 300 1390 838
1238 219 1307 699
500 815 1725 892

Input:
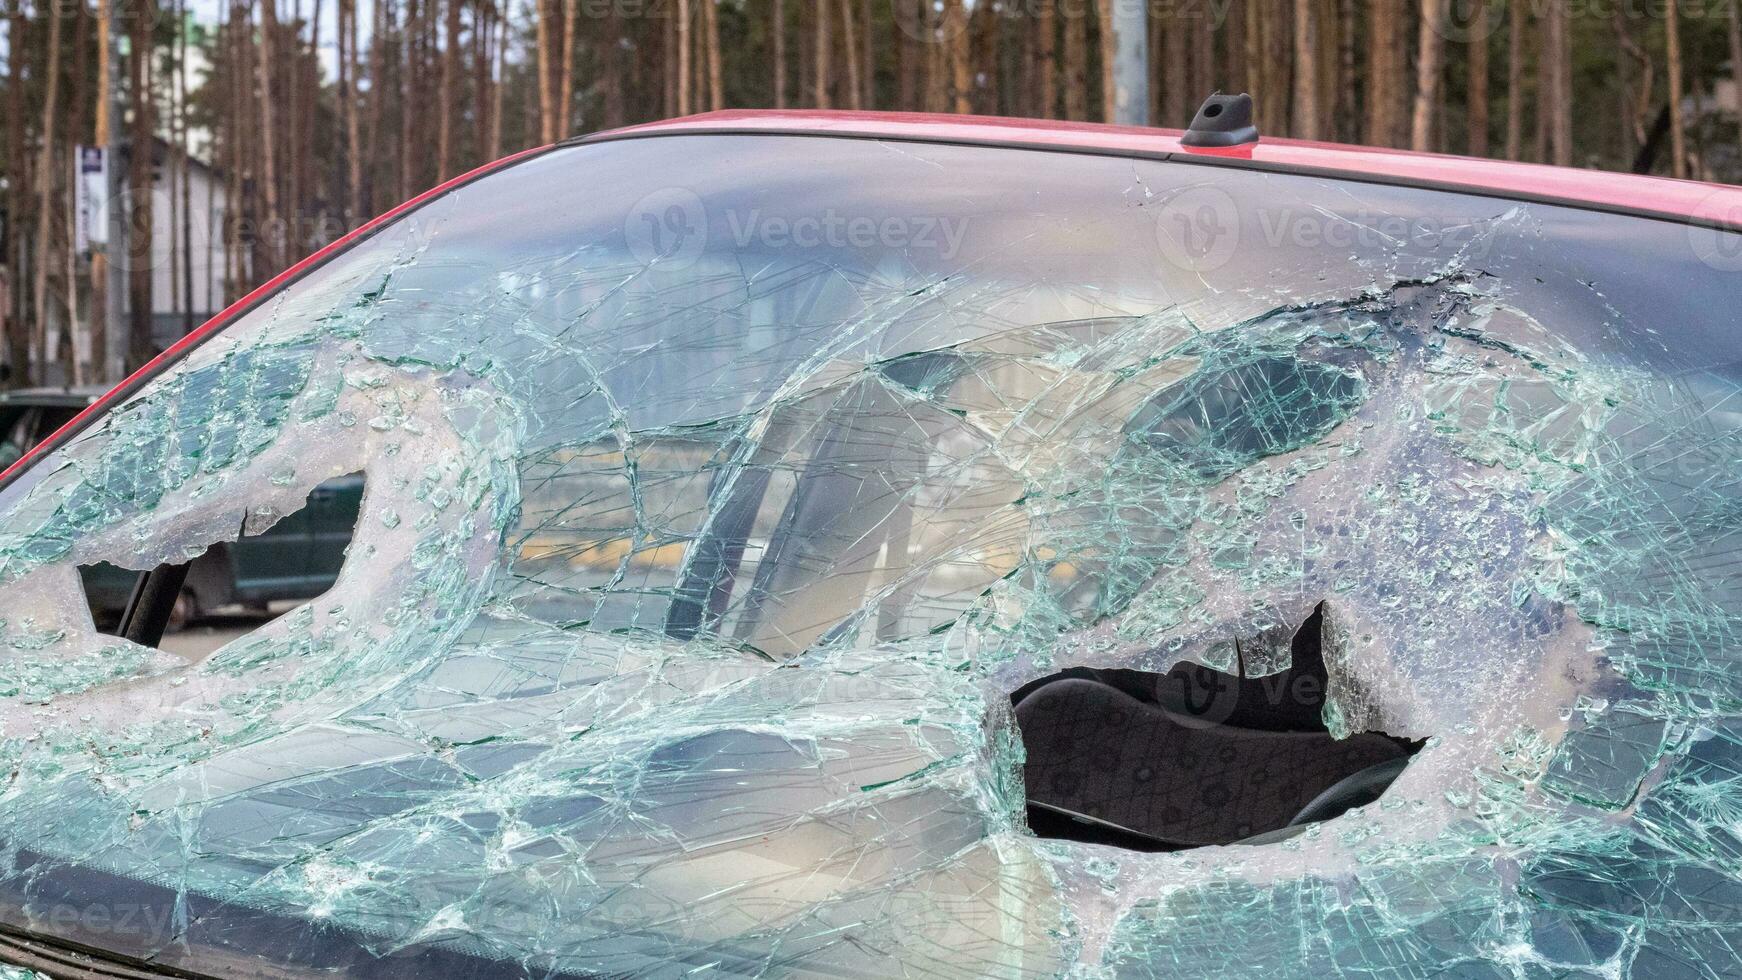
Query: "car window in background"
0 406 31 469
0 135 1738 978
0 394 89 469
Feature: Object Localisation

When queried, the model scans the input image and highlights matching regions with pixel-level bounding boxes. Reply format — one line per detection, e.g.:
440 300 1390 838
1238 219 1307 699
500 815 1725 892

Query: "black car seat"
1015 677 1408 848
1013 606 1423 850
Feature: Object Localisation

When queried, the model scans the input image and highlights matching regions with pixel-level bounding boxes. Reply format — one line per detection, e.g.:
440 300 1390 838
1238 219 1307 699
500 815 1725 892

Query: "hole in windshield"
80 473 365 655
1014 605 1424 851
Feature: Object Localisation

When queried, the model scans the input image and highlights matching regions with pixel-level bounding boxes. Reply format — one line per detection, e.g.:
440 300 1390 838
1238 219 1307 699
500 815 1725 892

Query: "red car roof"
594 109 1742 230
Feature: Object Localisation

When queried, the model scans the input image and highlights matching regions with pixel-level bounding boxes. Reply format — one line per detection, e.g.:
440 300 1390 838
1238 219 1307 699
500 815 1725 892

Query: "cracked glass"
1 134 1741 978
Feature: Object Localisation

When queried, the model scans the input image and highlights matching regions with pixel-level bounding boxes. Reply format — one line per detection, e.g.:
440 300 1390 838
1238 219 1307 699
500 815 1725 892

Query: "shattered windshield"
1 134 1741 978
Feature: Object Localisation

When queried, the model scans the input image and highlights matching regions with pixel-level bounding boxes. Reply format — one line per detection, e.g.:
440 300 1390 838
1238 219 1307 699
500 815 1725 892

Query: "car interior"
79 475 365 650
1015 604 1423 850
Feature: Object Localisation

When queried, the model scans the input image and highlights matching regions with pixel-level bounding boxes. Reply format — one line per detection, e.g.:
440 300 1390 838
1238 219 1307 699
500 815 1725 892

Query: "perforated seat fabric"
1016 678 1406 846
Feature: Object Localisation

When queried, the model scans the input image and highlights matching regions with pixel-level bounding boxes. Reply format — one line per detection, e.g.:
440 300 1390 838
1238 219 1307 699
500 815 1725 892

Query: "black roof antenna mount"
1181 92 1259 148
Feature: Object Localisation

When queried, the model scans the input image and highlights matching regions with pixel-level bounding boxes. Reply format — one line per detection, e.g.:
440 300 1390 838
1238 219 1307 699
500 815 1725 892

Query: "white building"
128 137 229 351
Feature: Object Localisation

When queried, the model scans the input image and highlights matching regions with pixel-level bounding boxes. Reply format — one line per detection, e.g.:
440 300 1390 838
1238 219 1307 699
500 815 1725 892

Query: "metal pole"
1111 0 1150 126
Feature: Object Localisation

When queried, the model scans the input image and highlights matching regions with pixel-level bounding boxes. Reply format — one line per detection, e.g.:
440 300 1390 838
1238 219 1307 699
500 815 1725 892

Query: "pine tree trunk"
1264 0 1293 135
1729 0 1742 156
438 0 460 175
814 0 829 107
861 0 874 108
1666 0 1689 177
283 0 300 253
1037 0 1055 118
166 0 180 328
1467 0 1489 155
127 0 155 370
257 0 282 269
1365 0 1402 146
948 0 969 112
1542 0 1571 165
90 0 114 376
490 1 504 155
1063 0 1087 120
661 1 676 116
34 0 65 382
704 0 723 109
535 0 553 138
796 0 811 107
560 0 578 129
971 0 995 114
470 2 487 150
1005 5 1023 114
1412 0 1444 151
175 0 192 333
668 0 689 112
1145 2 1162 123
1613 7 1636 156
1095 0 1114 122
337 0 351 198
601 1 624 126
773 0 787 107
1505 0 1525 159
1294 0 1320 139
1241 1 1262 129
1189 0 1214 108
4 0 26 378
67 0 89 378
1327 0 1351 139
69 1 89 178
840 0 861 109
400 0 419 194
691 0 704 109
367 0 388 209
927 16 945 110
223 0 244 295
1314 0 1337 139
342 0 362 219
288 0 305 241
224 12 248 302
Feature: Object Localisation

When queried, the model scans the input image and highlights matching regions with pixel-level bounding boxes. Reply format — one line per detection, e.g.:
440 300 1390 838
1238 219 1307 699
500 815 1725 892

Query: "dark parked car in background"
0 387 95 470
0 385 362 626
79 473 365 627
